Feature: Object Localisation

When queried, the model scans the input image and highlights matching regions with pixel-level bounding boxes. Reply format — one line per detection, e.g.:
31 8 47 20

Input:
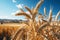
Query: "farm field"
0 23 28 40
0 0 60 40
0 23 26 27
0 23 27 34
0 22 60 40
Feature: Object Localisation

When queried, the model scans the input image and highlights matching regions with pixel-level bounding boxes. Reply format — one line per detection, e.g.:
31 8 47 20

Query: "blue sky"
0 0 60 19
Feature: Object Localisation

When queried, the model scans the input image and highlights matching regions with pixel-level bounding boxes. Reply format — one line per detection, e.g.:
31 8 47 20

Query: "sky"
0 0 60 20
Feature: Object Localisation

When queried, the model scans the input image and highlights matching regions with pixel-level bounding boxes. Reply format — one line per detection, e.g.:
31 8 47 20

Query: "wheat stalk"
3 37 6 40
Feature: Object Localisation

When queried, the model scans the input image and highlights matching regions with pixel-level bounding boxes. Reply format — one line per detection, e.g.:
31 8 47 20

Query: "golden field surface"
0 23 26 34
0 22 60 40
0 23 27 40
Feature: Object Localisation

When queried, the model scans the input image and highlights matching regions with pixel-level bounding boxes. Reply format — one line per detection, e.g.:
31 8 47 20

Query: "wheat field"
0 0 60 40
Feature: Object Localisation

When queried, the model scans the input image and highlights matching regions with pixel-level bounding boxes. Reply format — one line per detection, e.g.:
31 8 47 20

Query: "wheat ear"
15 12 31 19
44 7 46 17
35 0 44 10
55 11 60 21
25 6 32 15
48 8 52 22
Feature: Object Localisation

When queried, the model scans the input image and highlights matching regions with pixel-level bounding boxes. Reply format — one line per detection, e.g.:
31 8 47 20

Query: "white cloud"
16 4 24 9
0 15 20 19
0 16 15 19
12 0 16 3
11 4 24 15
0 16 8 19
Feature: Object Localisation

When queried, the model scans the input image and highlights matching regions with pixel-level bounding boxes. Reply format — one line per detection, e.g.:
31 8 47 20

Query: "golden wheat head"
44 7 46 17
35 0 44 10
25 6 32 15
48 7 52 22
15 12 31 19
55 11 60 21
